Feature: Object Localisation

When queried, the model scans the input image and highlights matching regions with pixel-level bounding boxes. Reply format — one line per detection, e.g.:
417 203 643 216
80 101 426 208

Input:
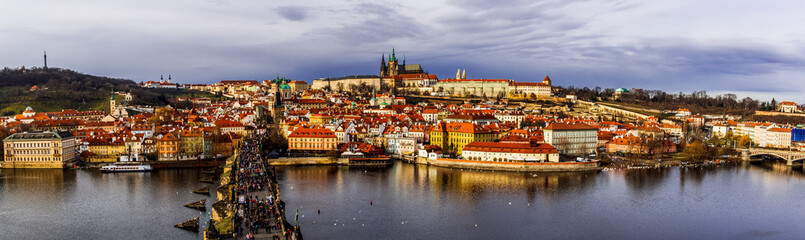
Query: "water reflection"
0 168 208 239
279 164 599 201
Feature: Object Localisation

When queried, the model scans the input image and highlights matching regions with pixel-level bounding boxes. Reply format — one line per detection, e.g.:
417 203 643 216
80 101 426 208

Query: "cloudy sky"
2 0 804 101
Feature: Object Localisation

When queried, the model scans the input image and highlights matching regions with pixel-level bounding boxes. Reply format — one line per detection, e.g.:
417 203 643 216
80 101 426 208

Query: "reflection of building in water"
394 164 597 201
0 169 73 195
279 166 341 192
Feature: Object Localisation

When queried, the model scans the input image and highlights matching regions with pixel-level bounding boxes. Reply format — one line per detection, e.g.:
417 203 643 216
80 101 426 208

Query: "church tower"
380 53 387 77
271 79 284 124
388 49 398 77
109 91 116 114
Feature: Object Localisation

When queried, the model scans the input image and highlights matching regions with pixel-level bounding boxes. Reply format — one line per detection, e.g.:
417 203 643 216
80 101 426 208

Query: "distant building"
311 75 384 91
543 122 597 156
462 142 560 163
435 79 510 98
509 76 552 98
379 49 425 78
778 101 800 113
288 81 308 91
2 131 77 168
613 88 629 100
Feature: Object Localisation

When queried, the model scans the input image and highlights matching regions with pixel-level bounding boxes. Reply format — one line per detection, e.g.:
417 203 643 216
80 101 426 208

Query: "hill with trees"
0 67 217 116
555 86 774 116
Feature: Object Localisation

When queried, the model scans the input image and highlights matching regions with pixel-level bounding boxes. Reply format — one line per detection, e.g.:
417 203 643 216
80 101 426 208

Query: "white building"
461 142 560 163
2 131 77 168
543 122 598 156
778 101 799 113
766 128 792 149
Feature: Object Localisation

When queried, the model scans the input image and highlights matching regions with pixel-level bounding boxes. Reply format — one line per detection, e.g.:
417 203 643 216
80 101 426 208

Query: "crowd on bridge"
233 139 282 239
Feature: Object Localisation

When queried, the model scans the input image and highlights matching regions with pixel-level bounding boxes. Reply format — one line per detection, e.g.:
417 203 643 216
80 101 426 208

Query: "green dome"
380 102 388 105
280 84 291 89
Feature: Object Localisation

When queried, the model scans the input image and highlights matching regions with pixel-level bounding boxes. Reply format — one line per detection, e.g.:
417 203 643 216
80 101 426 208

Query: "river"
2 162 805 239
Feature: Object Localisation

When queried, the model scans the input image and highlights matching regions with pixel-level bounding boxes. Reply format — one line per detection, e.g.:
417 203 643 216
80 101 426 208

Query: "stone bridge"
740 148 805 166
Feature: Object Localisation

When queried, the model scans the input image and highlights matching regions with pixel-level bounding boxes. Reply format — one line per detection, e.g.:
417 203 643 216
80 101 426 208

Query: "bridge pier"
741 150 750 161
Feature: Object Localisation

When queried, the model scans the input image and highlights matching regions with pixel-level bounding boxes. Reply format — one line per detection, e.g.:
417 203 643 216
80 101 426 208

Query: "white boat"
100 163 153 173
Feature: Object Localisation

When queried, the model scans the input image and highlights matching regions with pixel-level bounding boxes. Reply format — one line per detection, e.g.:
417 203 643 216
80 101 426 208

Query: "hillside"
0 67 219 116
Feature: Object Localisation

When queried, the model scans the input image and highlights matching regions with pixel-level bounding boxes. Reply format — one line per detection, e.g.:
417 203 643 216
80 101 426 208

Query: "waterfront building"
386 134 417 157
462 142 560 163
766 128 792 149
157 132 179 161
84 136 125 163
605 135 677 154
2 131 77 168
430 122 496 155
543 122 597 156
180 128 204 159
288 126 337 152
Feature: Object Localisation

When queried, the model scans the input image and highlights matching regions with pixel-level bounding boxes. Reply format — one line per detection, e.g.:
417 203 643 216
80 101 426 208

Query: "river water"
2 162 805 239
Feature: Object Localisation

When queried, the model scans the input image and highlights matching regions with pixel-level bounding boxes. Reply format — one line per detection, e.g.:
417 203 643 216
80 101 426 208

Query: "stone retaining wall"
423 157 601 172
267 157 335 166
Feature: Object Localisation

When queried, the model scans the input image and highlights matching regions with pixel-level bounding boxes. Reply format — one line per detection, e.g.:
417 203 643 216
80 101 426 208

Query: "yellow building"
158 132 180 161
2 131 77 168
85 137 126 163
430 122 495 155
288 126 337 152
180 128 204 158
309 114 333 126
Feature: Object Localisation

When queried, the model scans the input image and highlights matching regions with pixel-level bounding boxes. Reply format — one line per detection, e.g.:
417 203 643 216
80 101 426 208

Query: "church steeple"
389 48 397 62
380 53 387 77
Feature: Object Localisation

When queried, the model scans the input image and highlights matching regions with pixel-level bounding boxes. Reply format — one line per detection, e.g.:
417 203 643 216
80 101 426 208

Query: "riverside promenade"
233 138 301 240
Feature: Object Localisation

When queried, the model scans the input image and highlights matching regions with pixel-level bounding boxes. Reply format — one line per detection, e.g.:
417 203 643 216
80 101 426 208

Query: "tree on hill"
0 67 218 115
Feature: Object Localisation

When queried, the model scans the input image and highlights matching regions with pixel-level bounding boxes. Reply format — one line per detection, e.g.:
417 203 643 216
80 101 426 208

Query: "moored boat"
100 162 153 173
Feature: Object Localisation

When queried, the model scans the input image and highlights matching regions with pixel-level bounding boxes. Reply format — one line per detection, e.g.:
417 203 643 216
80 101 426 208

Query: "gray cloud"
276 6 307 21
2 0 805 101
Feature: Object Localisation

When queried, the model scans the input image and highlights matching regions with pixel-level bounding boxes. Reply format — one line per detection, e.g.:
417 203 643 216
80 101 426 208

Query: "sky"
2 0 805 101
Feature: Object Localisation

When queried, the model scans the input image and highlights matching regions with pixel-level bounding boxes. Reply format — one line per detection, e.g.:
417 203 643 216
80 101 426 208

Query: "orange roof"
768 128 791 133
159 132 179 141
545 122 596 130
512 82 549 86
439 79 509 83
288 126 336 138
463 142 558 154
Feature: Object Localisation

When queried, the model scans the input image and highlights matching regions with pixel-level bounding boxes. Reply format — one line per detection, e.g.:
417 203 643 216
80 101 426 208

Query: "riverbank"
601 153 743 169
74 159 226 169
417 157 602 172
